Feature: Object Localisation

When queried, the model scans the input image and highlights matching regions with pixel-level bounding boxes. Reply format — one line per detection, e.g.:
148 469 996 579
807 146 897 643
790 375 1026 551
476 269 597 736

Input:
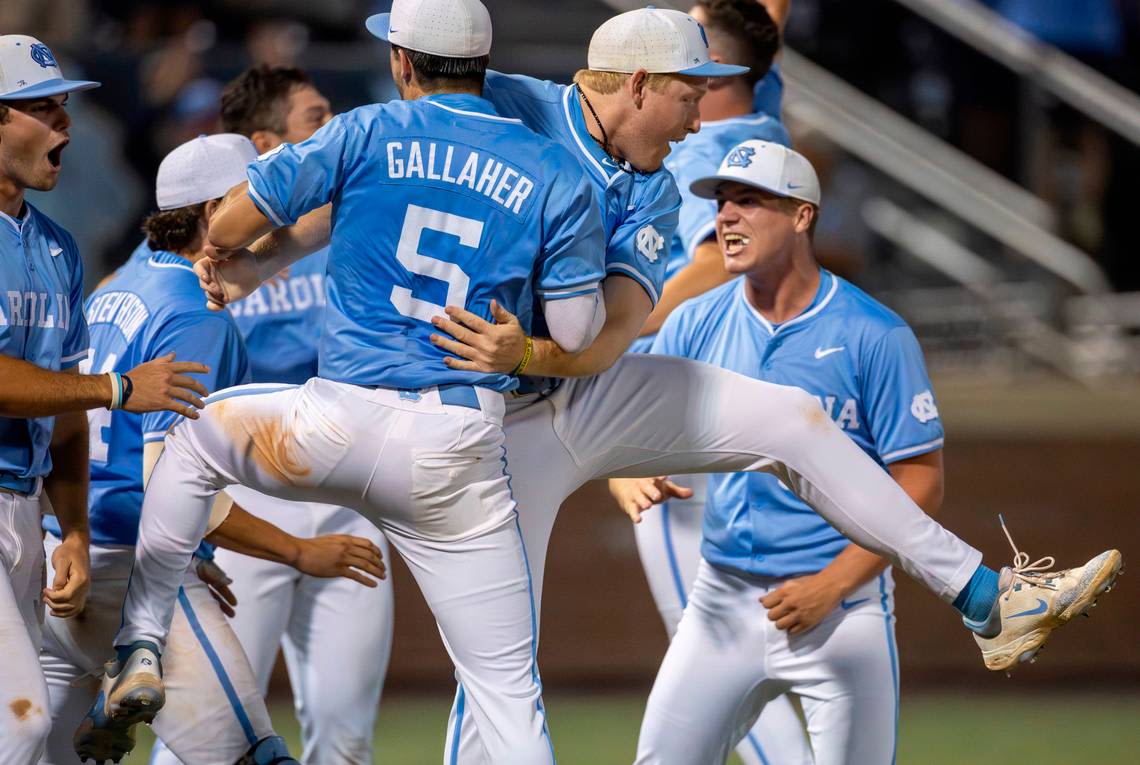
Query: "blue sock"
952 564 1000 622
113 640 160 665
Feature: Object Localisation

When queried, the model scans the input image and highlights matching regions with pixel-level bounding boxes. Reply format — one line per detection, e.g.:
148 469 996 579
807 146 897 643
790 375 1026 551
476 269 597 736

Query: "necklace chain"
575 83 634 175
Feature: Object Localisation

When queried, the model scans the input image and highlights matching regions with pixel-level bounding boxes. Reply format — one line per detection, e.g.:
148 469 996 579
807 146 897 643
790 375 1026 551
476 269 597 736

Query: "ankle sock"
952 564 1000 623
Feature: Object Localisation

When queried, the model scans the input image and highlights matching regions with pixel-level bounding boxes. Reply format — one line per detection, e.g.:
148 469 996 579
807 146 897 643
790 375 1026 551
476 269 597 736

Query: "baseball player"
87 1 609 762
626 140 936 764
0 35 219 763
196 10 1122 764
619 4 810 763
148 65 395 765
52 133 385 765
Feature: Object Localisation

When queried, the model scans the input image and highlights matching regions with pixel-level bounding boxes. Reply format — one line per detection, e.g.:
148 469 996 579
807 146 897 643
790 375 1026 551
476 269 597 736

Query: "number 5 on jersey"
391 204 480 323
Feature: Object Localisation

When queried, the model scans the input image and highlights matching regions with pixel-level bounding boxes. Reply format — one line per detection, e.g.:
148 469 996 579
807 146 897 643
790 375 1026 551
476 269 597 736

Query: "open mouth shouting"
46 139 68 171
722 232 751 255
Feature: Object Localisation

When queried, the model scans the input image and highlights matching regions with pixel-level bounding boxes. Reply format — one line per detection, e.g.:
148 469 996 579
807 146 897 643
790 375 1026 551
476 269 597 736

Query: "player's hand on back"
196 558 238 618
760 572 845 636
608 477 695 524
123 352 210 418
430 300 527 373
294 534 387 587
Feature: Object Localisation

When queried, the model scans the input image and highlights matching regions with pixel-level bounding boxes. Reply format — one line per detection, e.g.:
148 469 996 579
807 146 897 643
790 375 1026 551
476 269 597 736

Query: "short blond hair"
573 69 682 95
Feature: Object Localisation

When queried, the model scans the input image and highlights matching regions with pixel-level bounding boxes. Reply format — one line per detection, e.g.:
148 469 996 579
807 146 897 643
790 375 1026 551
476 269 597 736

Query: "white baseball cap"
156 134 259 211
365 0 492 58
691 140 821 206
588 7 748 78
0 35 99 99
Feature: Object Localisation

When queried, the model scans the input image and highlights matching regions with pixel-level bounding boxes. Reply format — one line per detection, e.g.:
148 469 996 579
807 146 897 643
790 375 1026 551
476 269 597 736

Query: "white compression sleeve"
541 292 607 353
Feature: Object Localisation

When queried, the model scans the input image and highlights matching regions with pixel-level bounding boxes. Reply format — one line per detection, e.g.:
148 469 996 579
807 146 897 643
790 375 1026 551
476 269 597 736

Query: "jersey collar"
560 85 623 185
147 248 196 274
740 269 839 336
422 93 523 125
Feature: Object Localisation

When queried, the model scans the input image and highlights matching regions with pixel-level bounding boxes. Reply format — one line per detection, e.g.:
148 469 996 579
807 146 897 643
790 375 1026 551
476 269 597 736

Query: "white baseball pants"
0 489 50 764
633 478 814 765
446 354 980 762
635 560 899 765
150 490 394 765
40 538 275 764
117 379 554 765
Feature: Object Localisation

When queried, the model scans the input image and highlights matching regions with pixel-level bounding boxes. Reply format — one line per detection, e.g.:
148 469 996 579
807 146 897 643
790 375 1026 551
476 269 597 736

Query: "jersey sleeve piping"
246 184 288 228
607 262 660 305
880 437 945 464
537 282 601 300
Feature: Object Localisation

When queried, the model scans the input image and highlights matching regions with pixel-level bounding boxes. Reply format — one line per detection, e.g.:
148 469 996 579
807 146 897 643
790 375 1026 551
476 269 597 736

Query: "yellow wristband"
512 336 534 377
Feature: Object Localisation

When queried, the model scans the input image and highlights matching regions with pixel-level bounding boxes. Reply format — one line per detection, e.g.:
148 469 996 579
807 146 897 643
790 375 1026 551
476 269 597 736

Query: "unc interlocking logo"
726 146 756 168
636 225 665 263
30 43 57 69
910 390 940 423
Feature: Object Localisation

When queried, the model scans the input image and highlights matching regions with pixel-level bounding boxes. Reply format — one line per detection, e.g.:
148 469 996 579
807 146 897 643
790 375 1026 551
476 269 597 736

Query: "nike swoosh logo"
50 246 63 257
840 598 869 610
1008 598 1048 618
787 183 804 190
814 346 845 360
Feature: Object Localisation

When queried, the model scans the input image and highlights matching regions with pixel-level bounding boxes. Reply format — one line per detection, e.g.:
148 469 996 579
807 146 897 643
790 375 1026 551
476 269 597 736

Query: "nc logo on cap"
726 146 756 168
30 43 58 69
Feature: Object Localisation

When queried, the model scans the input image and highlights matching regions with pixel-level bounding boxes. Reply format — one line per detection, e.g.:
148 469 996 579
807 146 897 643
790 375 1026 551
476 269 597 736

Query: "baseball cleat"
74 641 165 761
971 517 1122 672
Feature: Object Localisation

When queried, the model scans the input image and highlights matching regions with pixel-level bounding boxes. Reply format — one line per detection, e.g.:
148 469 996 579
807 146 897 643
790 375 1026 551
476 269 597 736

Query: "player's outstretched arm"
0 352 208 418
198 204 332 311
206 504 387 588
608 477 695 524
761 450 945 634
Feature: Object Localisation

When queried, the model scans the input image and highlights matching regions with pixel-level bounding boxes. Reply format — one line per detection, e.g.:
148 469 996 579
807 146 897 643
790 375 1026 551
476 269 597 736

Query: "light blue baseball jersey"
246 93 607 393
0 205 89 482
482 72 680 306
753 63 784 119
652 271 944 578
43 250 250 546
629 69 790 354
228 248 328 385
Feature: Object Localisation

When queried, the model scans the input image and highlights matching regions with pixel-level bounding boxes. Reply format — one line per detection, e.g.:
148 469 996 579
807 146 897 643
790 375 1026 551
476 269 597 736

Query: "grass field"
128 691 1140 764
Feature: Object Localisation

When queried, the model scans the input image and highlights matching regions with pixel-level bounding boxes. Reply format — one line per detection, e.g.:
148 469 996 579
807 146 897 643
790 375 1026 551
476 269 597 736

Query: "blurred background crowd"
17 0 1140 384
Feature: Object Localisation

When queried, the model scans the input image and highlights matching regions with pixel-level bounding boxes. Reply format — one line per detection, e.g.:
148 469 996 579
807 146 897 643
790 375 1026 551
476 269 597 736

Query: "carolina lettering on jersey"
0 290 70 330
228 272 326 318
384 141 536 217
85 291 150 341
815 395 860 431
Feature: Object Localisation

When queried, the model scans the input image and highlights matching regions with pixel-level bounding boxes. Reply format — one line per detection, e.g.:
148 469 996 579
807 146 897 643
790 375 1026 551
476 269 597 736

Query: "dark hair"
220 65 311 137
143 203 206 253
0 103 9 124
694 0 780 87
390 44 489 92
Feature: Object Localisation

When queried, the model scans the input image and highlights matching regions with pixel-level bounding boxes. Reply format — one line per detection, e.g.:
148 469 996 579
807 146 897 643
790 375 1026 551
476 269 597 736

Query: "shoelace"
1000 513 1058 600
